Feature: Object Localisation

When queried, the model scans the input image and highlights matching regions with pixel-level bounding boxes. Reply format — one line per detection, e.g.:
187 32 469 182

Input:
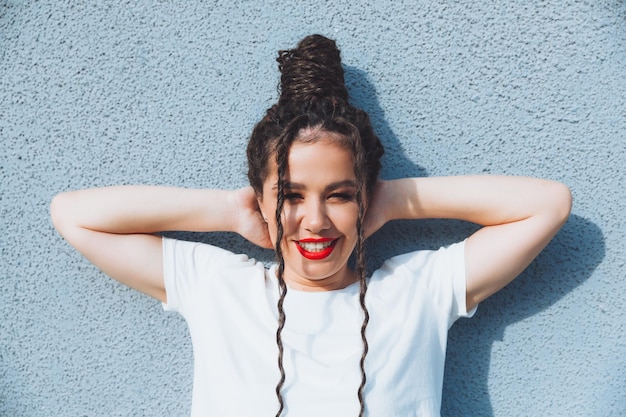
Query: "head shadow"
344 65 428 180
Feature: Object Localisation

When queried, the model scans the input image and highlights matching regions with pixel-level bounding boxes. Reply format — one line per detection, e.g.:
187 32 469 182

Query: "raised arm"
366 176 572 311
50 186 271 302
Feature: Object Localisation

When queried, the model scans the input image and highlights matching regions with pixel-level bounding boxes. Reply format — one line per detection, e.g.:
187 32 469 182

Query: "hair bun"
277 34 349 106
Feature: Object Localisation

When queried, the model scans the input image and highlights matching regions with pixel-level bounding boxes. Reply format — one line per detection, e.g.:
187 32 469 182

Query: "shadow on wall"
441 215 605 417
344 65 429 180
346 64 605 416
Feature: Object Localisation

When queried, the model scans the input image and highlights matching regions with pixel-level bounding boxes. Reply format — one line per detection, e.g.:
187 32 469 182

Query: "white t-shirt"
162 237 474 417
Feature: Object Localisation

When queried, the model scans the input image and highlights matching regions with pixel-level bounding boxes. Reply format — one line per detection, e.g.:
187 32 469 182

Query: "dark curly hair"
246 34 384 417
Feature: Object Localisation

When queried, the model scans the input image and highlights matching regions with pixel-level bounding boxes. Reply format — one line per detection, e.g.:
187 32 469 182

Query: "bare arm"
365 176 572 311
50 186 271 302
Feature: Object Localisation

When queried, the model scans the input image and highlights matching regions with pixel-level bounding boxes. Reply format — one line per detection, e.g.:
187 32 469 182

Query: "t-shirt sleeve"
441 240 477 322
386 240 476 327
161 237 251 315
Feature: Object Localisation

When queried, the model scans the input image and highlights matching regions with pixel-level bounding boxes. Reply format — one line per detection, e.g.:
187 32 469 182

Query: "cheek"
331 205 360 235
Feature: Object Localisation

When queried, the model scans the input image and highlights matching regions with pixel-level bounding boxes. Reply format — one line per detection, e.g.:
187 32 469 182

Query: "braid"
274 157 287 417
274 245 287 417
356 215 369 417
272 116 311 417
343 119 370 417
356 170 369 417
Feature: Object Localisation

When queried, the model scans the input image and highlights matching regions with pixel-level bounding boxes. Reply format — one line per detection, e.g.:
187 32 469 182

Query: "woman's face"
258 133 360 291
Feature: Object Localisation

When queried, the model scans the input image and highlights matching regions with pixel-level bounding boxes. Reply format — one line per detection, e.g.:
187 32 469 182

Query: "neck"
279 267 358 292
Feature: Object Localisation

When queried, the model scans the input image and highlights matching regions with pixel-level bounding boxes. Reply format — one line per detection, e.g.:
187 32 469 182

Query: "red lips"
295 238 337 260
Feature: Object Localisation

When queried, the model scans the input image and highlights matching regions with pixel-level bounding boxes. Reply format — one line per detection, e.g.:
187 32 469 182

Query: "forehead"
263 138 356 189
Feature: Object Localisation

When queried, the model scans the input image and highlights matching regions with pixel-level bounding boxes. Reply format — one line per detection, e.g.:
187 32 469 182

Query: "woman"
50 35 572 417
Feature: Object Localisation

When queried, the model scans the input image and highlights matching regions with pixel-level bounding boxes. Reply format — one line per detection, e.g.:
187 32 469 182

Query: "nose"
302 199 330 233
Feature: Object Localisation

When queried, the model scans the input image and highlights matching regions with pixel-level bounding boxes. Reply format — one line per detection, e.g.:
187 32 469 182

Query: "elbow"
50 192 74 237
550 181 573 226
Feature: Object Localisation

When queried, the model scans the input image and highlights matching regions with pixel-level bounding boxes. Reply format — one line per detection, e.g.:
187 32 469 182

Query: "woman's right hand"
230 187 273 249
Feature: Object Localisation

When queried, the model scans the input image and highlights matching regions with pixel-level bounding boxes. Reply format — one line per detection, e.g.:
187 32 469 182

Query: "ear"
256 195 269 222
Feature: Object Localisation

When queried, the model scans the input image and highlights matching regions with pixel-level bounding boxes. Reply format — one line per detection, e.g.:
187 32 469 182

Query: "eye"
284 192 303 202
329 192 355 202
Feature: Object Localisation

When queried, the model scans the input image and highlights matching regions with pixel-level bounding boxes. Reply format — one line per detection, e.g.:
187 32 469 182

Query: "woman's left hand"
363 180 390 239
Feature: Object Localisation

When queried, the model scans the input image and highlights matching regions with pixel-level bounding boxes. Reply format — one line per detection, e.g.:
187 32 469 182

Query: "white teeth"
298 240 333 252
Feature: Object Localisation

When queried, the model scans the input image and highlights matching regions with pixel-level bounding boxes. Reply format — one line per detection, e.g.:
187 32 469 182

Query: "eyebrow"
272 180 357 192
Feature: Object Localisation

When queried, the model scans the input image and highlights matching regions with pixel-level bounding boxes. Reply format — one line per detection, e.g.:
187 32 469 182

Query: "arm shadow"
441 215 605 416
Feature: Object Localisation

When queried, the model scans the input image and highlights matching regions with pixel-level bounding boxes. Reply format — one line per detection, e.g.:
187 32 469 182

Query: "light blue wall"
1 1 624 416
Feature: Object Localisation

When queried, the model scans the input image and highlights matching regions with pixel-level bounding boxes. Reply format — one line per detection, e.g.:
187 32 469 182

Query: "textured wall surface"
1 1 624 416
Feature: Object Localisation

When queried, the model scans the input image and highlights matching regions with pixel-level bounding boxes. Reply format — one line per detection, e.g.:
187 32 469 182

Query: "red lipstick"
295 238 337 260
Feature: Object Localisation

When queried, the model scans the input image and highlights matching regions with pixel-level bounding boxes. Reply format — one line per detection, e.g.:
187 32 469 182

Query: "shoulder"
375 240 465 280
162 237 266 296
163 237 259 271
162 238 269 313
369 240 471 322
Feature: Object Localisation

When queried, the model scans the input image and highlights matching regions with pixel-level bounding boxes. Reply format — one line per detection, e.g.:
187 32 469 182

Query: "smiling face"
258 132 361 291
